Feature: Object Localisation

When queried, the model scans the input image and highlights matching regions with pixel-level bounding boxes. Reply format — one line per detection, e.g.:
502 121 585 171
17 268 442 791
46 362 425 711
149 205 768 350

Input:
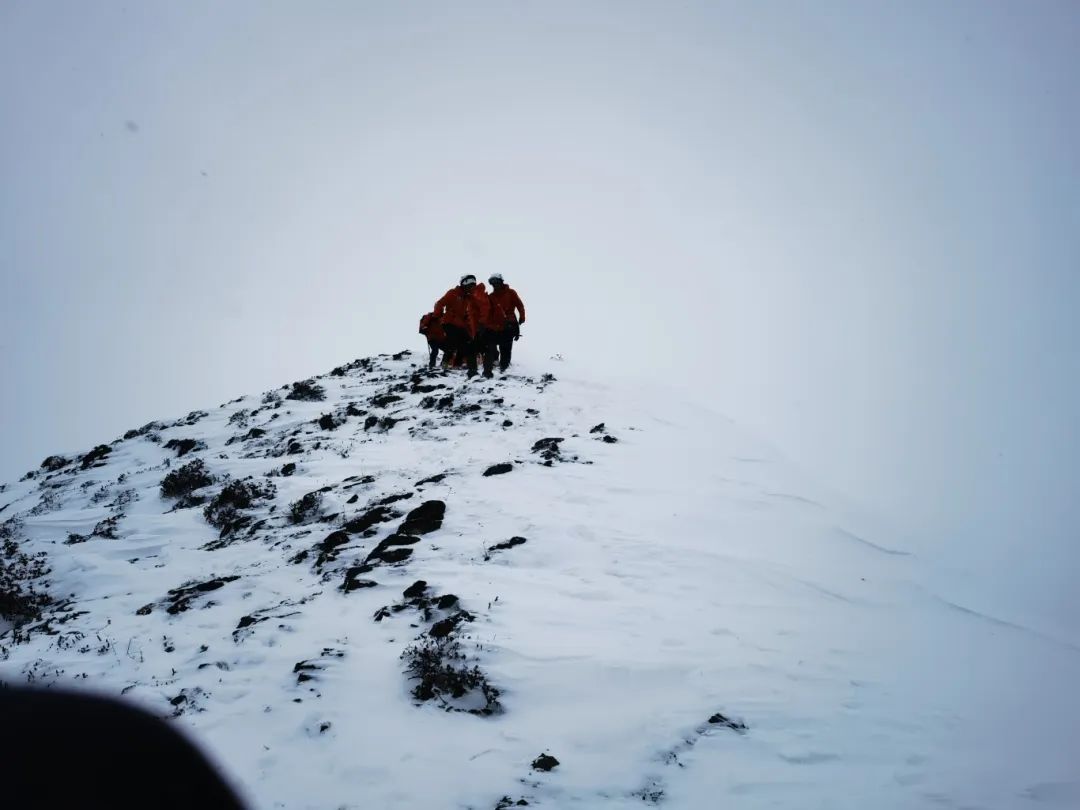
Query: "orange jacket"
433 287 472 333
433 285 489 338
471 283 499 334
488 285 525 327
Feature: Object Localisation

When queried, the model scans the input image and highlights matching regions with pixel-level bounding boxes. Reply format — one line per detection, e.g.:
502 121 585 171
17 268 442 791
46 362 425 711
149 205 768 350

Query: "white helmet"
459 274 477 286
488 273 504 284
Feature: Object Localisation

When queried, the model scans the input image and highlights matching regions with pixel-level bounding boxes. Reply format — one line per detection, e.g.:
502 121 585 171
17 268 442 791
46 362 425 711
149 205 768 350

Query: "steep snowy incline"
1 352 1078 809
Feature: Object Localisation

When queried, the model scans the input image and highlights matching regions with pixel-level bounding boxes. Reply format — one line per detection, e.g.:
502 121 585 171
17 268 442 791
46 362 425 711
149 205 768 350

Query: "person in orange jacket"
469 281 502 378
433 274 489 377
486 273 526 372
418 311 449 369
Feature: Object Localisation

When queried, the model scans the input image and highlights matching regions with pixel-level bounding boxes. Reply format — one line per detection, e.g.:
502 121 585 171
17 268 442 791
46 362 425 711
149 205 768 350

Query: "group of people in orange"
419 273 526 378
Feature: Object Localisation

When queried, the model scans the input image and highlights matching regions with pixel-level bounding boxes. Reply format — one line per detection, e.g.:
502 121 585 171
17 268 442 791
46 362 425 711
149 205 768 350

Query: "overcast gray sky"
2 1 1078 632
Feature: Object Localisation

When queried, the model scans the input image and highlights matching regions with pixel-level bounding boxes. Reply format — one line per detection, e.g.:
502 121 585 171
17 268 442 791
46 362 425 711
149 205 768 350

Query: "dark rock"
371 393 403 408
403 580 428 598
281 462 297 476
136 604 153 616
181 410 208 426
486 537 527 559
415 473 446 486
429 610 474 639
345 402 365 417
294 661 321 683
602 435 618 444
502 420 513 428
319 531 351 553
80 444 112 469
40 455 70 472
346 494 358 504
708 712 748 732
246 427 266 439
531 754 559 772
342 567 378 592
363 415 379 431
286 380 326 402
313 530 352 567
236 615 260 629
531 438 563 462
343 474 376 488
287 440 304 455
399 500 445 535
366 534 420 562
370 546 412 564
436 594 459 610
344 506 400 534
317 413 339 431
164 575 240 614
589 423 606 434
164 438 205 457
378 493 414 506
483 463 513 477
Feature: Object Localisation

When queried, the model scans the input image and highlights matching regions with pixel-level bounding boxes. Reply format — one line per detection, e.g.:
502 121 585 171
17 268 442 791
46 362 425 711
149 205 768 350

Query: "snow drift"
1 351 1077 809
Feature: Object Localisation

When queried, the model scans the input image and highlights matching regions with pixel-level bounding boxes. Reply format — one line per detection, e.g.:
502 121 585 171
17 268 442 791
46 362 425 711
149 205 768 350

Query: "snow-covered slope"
1 352 1077 809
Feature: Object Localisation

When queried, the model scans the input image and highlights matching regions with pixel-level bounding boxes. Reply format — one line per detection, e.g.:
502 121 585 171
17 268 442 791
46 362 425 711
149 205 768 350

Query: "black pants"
492 323 519 371
427 339 450 368
443 324 484 375
475 329 496 376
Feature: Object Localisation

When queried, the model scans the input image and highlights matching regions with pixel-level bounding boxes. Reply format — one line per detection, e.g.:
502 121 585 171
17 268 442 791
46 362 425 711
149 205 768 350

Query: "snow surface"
1 352 1078 809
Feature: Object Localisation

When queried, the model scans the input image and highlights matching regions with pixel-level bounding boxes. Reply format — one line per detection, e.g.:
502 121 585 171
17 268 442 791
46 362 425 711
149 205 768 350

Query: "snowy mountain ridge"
1 351 1078 809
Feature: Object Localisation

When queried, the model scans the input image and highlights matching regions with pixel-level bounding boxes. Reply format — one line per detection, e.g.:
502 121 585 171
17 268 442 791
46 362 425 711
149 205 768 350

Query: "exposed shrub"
91 516 120 539
179 410 208 426
289 491 324 524
203 478 276 536
286 379 326 402
0 519 52 625
122 421 162 440
39 455 70 472
80 445 112 469
401 636 501 715
160 459 215 499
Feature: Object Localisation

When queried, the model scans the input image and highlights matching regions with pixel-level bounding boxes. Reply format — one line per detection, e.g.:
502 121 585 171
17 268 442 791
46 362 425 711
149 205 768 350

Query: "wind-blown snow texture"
2 352 1078 809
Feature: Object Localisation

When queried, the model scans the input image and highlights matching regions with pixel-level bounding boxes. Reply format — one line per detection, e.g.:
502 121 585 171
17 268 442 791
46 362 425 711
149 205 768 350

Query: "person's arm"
513 291 526 324
432 292 448 318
